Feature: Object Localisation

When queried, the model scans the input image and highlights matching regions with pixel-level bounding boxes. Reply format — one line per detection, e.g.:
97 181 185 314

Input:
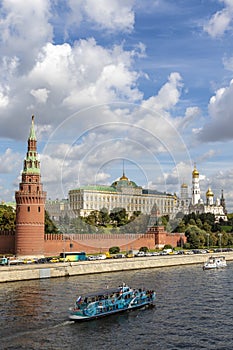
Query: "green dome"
111 174 139 189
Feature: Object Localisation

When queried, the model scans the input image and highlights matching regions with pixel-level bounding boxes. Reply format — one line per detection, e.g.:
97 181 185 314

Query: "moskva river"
1 262 233 350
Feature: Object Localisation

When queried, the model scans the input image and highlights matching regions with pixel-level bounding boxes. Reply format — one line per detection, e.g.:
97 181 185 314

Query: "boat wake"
52 320 75 327
1 320 74 343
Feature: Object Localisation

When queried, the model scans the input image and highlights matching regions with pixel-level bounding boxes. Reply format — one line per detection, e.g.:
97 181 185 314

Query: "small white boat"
203 256 227 270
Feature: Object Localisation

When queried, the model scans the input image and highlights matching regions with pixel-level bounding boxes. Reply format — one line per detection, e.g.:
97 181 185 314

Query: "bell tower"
15 116 46 257
191 163 201 205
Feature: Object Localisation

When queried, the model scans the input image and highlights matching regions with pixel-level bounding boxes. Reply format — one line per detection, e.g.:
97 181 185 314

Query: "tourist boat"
69 283 156 321
203 256 227 270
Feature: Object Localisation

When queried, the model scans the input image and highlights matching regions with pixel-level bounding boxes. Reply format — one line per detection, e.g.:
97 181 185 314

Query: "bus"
60 252 86 262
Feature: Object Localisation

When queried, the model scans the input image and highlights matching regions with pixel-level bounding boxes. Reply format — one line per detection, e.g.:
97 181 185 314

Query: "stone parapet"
0 252 233 283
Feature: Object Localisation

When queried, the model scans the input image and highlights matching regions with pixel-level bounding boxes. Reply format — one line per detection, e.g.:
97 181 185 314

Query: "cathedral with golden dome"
188 164 227 222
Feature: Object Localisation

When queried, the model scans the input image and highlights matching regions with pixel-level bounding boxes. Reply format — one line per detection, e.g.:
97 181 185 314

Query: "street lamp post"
206 233 210 250
218 233 222 252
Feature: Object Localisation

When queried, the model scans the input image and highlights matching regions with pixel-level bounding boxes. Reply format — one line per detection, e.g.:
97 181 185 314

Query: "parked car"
145 252 153 256
135 251 145 257
114 254 126 259
151 252 160 256
96 254 107 260
87 255 97 261
37 258 48 264
0 257 8 266
49 257 60 263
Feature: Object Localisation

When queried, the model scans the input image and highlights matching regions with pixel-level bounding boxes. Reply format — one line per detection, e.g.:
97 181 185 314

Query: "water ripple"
0 262 232 350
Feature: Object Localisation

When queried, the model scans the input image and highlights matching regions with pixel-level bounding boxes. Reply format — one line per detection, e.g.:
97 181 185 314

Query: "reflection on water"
0 263 233 350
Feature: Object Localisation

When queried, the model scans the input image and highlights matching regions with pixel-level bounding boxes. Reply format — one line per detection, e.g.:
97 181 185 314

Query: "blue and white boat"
69 283 156 321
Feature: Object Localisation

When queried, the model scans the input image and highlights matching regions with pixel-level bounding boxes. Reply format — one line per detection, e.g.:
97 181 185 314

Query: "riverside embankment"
1 252 233 283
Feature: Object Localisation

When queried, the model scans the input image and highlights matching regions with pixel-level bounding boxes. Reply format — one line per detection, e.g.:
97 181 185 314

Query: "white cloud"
141 72 183 112
223 54 233 71
203 0 233 38
0 148 21 173
30 88 50 104
198 78 233 141
0 91 9 108
197 149 218 163
82 0 135 32
175 107 202 131
0 0 53 70
28 39 142 111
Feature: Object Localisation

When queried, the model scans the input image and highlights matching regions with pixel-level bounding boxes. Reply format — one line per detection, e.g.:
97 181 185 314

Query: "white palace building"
68 172 176 218
46 166 227 224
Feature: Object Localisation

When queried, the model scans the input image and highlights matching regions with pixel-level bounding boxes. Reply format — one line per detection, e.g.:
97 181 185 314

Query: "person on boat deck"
76 296 82 304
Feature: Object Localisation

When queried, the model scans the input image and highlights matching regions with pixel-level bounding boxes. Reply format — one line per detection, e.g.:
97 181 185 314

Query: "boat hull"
69 300 155 322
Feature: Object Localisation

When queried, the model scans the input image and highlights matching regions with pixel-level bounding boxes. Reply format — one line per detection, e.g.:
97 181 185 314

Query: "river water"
0 262 233 350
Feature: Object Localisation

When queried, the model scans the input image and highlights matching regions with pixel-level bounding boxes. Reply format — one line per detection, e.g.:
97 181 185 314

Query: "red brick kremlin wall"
44 233 156 255
0 230 186 256
44 229 186 256
0 231 15 255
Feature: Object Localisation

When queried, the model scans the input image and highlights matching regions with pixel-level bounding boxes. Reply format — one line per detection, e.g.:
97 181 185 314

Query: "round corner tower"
15 115 46 258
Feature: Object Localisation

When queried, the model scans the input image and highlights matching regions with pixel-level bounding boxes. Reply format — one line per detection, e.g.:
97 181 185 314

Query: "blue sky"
1 0 233 210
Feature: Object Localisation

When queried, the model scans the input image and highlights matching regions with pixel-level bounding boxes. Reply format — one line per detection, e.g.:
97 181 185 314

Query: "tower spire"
220 189 227 214
120 159 128 181
24 115 40 175
29 115 36 140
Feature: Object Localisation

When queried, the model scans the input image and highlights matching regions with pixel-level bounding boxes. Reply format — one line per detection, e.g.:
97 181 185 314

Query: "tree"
203 222 211 233
109 246 120 254
99 208 110 226
185 225 206 249
129 211 141 222
0 205 16 231
161 215 169 227
176 220 186 233
163 244 173 250
110 208 128 226
196 218 202 228
139 246 148 252
84 210 100 226
45 210 59 234
189 218 196 225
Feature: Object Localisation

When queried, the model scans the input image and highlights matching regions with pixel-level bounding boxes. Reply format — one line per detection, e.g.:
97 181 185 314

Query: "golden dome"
192 166 199 178
206 187 214 197
120 173 128 181
181 183 188 188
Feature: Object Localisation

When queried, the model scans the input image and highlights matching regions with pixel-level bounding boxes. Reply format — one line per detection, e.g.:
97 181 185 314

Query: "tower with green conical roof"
15 115 46 257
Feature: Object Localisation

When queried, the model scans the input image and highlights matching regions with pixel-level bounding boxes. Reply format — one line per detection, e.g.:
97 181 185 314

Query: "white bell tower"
191 164 201 205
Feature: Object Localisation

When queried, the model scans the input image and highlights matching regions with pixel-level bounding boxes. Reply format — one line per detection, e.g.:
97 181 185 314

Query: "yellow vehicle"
126 252 134 258
105 252 113 259
23 258 36 264
49 257 60 263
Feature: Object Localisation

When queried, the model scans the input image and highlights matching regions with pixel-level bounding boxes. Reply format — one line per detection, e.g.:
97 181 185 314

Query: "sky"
1 0 233 211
